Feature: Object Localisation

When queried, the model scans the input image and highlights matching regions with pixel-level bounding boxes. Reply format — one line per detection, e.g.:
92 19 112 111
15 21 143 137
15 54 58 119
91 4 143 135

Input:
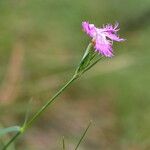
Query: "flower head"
82 21 125 57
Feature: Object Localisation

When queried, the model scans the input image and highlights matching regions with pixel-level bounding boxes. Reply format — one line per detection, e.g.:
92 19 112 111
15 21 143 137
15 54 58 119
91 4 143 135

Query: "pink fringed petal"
82 21 124 57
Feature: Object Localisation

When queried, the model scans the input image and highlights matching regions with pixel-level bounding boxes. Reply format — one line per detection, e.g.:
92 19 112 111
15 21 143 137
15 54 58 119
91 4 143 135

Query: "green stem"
2 132 20 150
2 42 99 150
24 74 78 130
2 74 79 150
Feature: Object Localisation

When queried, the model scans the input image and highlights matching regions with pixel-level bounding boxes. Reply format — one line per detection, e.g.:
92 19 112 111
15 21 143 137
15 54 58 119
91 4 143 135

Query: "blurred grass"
0 0 150 150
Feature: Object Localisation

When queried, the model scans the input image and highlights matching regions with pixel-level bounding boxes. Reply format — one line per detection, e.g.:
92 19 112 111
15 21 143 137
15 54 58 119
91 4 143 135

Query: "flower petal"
95 36 113 57
82 21 97 38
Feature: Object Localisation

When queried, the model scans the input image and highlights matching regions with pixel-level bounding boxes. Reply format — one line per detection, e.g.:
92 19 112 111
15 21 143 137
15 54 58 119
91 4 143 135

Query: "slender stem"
24 74 78 130
2 132 20 150
3 42 98 150
2 74 79 150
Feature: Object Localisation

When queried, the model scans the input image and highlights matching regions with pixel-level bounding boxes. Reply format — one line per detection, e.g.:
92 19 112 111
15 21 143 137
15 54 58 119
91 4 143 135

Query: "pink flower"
82 21 125 57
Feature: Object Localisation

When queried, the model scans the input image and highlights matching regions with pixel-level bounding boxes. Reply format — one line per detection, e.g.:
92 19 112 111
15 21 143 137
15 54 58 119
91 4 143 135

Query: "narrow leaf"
22 98 33 128
0 126 21 137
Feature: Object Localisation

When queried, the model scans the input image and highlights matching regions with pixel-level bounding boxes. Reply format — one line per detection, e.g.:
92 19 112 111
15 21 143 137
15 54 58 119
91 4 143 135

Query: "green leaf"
0 126 21 137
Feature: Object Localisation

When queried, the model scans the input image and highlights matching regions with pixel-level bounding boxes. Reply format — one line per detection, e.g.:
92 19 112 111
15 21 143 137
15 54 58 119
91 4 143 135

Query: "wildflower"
82 21 125 57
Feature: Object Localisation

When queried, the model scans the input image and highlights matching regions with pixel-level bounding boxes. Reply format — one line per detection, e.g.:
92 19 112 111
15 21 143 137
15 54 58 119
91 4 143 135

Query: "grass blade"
62 136 66 150
74 121 92 150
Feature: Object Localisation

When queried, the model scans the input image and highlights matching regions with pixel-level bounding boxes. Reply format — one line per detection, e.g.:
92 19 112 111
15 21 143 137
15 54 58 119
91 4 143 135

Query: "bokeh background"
0 0 150 150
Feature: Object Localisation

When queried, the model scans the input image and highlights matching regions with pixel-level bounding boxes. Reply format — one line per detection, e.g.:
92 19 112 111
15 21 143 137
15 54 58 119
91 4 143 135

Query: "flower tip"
82 21 88 27
104 52 114 58
82 21 89 32
119 38 126 42
114 21 119 28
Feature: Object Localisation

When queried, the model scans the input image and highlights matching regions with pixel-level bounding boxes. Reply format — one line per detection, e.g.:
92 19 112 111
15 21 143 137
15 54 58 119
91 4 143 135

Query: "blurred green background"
0 0 150 149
